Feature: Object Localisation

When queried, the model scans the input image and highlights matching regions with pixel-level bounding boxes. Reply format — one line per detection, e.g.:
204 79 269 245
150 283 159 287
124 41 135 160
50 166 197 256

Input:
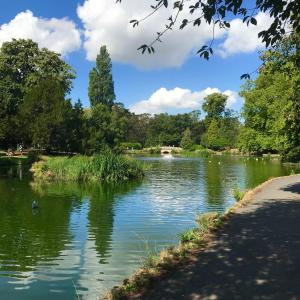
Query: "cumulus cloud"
77 0 225 68
217 12 273 57
130 87 242 114
78 0 273 68
0 10 81 56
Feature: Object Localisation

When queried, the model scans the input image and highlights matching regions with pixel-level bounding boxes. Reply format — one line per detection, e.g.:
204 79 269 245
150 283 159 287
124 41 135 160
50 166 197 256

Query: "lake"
0 155 298 299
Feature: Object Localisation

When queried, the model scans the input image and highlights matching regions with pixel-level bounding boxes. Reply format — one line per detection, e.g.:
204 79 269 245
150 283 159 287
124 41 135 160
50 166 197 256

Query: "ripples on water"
0 155 298 299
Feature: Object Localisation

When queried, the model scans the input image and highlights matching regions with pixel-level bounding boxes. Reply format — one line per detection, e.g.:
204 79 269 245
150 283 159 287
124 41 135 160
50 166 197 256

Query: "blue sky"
0 0 270 114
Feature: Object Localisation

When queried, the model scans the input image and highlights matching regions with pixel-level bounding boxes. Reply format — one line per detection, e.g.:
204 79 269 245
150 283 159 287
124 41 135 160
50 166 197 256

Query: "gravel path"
136 175 300 300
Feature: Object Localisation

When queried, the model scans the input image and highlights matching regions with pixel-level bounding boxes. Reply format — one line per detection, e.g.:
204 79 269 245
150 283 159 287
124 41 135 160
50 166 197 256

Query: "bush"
149 147 161 154
27 150 40 164
190 144 205 151
120 142 142 151
282 146 300 163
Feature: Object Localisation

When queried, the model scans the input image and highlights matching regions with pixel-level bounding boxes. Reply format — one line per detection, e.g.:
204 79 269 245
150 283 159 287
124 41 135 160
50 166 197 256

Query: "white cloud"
130 87 242 114
77 0 225 69
0 10 81 56
78 1 273 68
217 12 273 57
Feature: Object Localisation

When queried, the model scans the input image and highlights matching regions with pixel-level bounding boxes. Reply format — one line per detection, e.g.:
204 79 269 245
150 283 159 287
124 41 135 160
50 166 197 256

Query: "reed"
31 153 144 182
232 185 246 201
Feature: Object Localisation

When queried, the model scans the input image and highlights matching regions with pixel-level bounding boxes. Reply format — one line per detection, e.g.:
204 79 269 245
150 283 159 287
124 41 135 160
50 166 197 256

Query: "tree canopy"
0 39 76 148
238 33 300 155
89 45 116 107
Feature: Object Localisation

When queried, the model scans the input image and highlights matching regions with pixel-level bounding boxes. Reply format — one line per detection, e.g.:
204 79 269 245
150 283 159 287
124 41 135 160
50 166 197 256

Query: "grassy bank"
104 178 277 300
31 153 145 182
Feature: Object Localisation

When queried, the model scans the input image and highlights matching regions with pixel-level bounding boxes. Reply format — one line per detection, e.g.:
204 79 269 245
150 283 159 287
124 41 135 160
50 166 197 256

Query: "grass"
31 153 145 182
232 185 247 201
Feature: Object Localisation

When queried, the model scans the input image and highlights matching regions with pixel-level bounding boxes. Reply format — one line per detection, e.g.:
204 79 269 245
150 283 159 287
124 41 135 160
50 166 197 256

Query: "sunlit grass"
31 153 145 182
232 185 246 201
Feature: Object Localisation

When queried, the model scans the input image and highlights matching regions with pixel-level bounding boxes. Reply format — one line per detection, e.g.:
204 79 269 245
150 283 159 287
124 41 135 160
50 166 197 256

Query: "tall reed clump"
31 153 144 182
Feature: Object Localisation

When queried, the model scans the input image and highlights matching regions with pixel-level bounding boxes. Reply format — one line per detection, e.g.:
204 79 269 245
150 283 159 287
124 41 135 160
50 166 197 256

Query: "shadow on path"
140 198 300 300
282 182 300 195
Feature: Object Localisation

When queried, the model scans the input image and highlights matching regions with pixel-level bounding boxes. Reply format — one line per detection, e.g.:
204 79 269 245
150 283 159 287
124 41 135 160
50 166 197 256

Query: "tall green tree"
239 33 300 154
202 93 227 121
0 39 75 148
18 78 66 150
88 46 116 107
180 128 193 150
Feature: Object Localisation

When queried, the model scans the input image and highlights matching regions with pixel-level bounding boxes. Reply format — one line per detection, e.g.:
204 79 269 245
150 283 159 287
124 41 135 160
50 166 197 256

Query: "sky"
0 0 271 114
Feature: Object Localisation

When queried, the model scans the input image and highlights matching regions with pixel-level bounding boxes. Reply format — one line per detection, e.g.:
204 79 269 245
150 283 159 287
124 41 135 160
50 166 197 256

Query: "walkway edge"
103 174 299 300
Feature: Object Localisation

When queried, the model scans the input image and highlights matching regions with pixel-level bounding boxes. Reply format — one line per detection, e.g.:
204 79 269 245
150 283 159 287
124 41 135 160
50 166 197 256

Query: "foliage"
202 93 227 120
27 150 40 165
180 228 198 243
180 128 193 150
31 153 145 182
239 33 300 157
88 45 115 107
88 103 129 152
282 146 300 163
18 78 66 149
120 142 142 150
0 39 75 148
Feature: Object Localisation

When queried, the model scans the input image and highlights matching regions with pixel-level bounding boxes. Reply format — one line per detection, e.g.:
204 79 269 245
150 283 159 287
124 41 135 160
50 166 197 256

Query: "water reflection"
0 156 299 299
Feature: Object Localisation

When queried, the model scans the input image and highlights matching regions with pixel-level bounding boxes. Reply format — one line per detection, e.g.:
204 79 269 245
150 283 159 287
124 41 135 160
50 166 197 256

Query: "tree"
202 93 227 121
0 39 75 148
239 33 300 154
88 103 113 152
88 46 116 107
118 0 300 65
18 78 67 150
180 128 193 150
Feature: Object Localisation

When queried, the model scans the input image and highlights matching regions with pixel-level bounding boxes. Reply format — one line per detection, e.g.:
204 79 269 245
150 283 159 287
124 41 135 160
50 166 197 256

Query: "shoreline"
104 174 298 300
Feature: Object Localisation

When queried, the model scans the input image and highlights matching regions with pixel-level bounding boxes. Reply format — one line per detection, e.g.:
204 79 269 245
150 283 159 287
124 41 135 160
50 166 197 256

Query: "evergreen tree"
19 78 66 150
180 128 193 150
88 46 115 107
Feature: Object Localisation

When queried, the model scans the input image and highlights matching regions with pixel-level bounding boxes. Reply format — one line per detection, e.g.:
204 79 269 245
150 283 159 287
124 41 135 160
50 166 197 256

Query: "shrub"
120 142 142 150
149 147 161 154
27 150 40 164
282 146 300 163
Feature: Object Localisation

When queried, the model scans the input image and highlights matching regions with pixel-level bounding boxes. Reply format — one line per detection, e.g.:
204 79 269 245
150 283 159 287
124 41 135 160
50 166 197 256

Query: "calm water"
0 155 299 299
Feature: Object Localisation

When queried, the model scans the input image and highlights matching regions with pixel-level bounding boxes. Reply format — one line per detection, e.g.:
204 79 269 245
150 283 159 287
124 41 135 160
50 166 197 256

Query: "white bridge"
160 146 182 154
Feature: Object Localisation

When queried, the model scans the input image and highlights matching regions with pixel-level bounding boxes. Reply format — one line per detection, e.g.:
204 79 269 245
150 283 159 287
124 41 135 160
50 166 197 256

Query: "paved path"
137 175 300 300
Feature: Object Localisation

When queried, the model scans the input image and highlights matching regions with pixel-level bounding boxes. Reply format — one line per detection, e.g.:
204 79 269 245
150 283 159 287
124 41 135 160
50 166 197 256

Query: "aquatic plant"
31 153 145 182
232 185 246 201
